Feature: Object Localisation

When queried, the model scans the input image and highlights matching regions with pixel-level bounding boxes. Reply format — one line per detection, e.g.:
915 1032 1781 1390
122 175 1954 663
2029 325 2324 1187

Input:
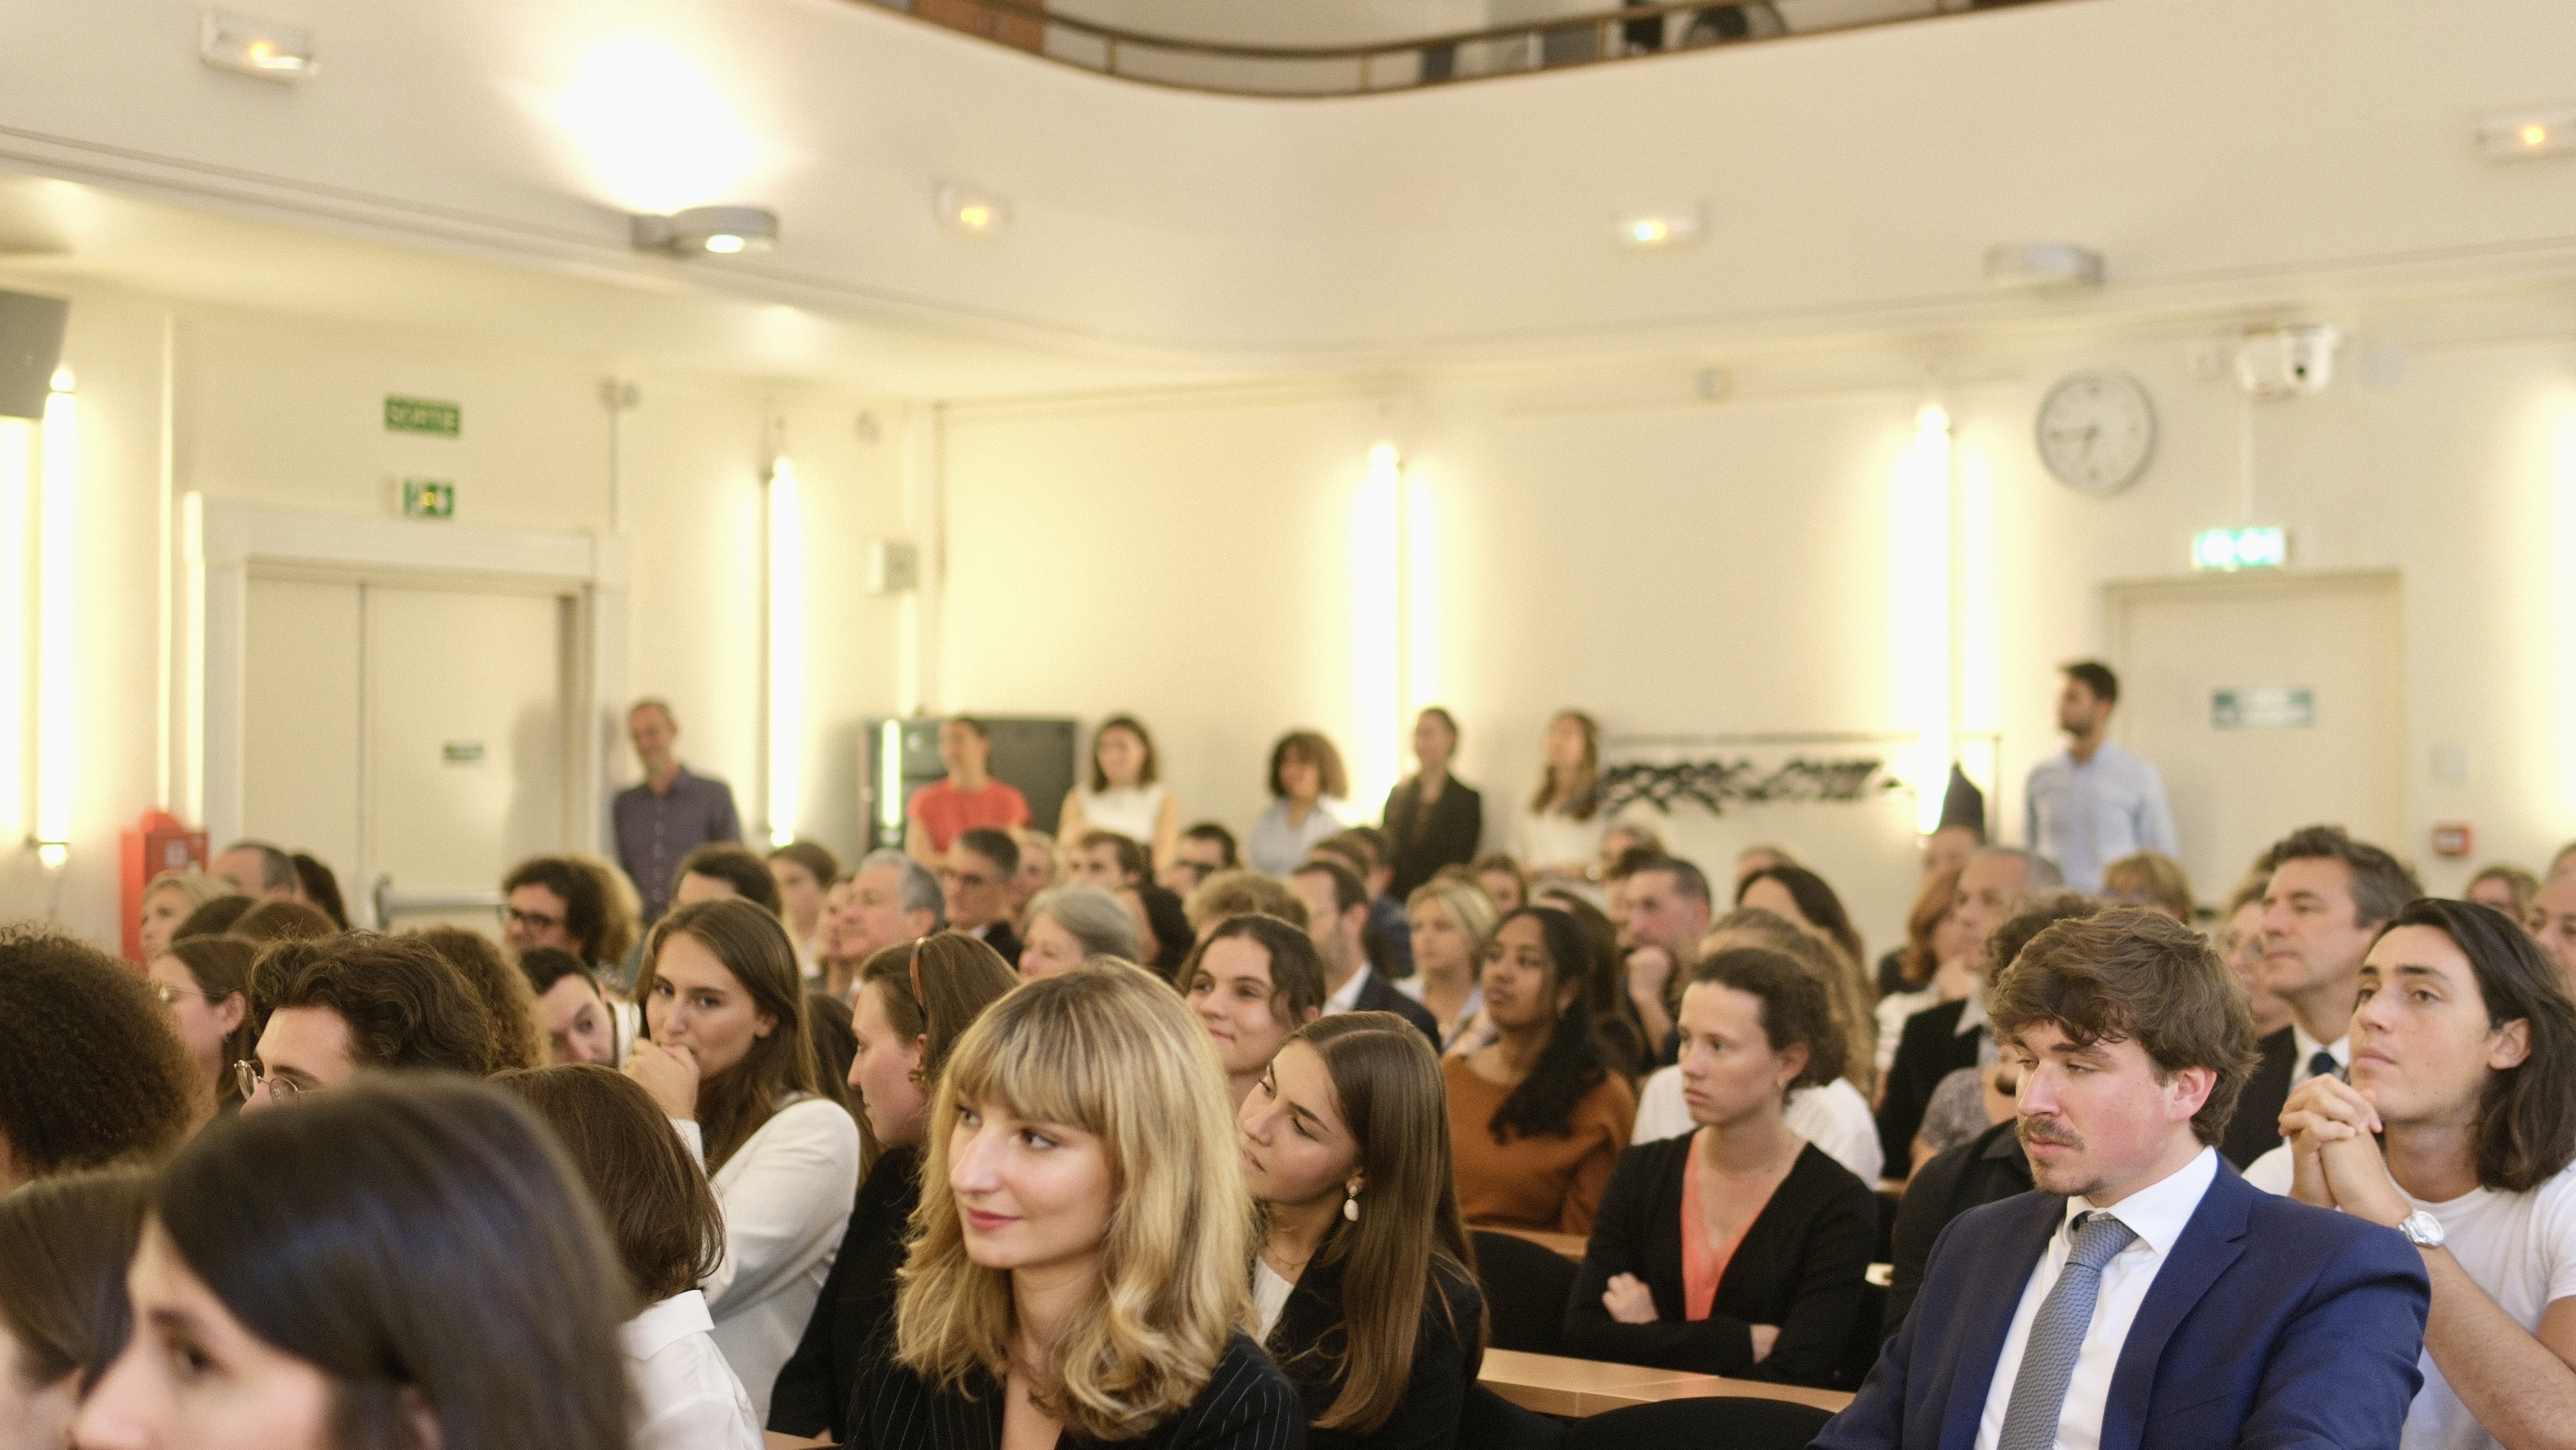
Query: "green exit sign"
385 396 460 436
402 478 455 519
2192 526 2286 571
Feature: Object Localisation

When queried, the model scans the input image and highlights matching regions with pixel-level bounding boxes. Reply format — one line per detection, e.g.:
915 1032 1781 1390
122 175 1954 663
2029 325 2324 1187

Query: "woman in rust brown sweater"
1443 905 1635 1235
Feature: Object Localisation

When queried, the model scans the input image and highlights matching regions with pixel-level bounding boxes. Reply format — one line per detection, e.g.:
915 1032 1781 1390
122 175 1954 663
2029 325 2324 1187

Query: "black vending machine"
862 715 1078 851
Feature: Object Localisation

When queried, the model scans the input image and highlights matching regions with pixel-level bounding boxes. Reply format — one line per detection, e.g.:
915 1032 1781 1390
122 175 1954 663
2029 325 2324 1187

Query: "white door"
240 574 573 929
2107 571 2405 906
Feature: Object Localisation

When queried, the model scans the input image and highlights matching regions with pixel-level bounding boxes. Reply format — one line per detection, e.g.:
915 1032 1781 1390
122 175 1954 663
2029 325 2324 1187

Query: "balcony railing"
851 0 2057 97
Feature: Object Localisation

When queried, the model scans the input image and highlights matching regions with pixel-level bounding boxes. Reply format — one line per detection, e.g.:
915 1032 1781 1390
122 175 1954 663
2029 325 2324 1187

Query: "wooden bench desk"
1478 1347 1855 1419
1488 1225 1589 1261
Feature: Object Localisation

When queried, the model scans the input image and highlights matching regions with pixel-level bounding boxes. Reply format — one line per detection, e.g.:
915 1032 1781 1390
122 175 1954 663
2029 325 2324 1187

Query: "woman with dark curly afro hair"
0 925 195 1189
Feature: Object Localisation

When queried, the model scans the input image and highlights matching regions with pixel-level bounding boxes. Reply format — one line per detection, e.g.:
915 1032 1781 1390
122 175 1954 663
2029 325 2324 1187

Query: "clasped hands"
2277 1075 2410 1230
1601 1274 1780 1361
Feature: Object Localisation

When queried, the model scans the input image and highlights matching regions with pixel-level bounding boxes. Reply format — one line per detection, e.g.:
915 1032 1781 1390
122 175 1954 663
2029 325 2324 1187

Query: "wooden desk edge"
1478 1350 1854 1418
1486 1225 1589 1260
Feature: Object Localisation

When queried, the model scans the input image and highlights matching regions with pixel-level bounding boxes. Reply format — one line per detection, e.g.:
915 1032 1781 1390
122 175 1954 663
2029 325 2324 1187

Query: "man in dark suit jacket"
1288 858 1440 1048
1823 908 2429 1450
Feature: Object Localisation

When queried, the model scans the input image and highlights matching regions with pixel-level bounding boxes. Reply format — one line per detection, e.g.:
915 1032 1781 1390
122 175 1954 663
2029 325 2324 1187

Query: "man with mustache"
1821 909 2429 1450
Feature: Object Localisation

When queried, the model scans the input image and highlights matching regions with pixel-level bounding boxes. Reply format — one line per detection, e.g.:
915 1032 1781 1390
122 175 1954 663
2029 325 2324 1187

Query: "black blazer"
841 1329 1302 1450
1562 1138 1875 1386
1381 777 1484 900
975 921 1023 969
2221 1026 2298 1169
1352 973 1442 1051
1876 999 1983 1174
1884 1120 2030 1339
770 1144 920 1439
1269 1253 1484 1450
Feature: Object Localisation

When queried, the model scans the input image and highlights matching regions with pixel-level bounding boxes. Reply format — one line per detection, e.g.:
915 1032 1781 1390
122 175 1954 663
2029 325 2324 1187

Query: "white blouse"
623 1291 762 1450
1077 783 1167 848
672 1094 862 1421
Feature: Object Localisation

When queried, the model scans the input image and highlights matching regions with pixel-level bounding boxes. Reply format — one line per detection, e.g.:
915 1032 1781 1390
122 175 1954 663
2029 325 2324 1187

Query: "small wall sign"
441 741 486 765
385 396 461 436
402 479 455 519
2213 687 2314 730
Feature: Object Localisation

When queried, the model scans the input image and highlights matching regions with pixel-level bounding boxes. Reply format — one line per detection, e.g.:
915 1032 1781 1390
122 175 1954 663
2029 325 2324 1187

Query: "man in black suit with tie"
2219 825 2421 1167
1288 858 1441 1048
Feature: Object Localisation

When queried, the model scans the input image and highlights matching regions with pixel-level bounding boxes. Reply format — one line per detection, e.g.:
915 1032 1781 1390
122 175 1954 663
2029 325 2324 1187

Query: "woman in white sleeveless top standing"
1057 715 1179 871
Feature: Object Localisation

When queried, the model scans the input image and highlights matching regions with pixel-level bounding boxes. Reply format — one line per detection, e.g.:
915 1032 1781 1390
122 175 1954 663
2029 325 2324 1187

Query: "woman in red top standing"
904 717 1031 868
1561 948 1875 1386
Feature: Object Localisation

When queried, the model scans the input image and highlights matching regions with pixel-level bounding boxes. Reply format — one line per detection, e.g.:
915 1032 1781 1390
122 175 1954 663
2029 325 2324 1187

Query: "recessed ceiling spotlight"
2478 107 2576 158
201 11 316 81
936 183 1011 237
1984 242 2104 289
1616 208 1703 249
632 205 779 256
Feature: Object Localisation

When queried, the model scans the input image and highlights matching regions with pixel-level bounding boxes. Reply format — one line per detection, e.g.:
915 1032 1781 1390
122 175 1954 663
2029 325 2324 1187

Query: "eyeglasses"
232 1061 308 1106
502 905 565 933
149 981 227 1008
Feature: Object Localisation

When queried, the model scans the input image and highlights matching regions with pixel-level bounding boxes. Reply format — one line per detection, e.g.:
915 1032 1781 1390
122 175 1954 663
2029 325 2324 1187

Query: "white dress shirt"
1324 962 1373 1015
2290 1023 2349 1088
623 1290 762 1450
1627 1067 1885 1185
1972 1146 2220 1450
2023 740 2181 895
671 1094 862 1421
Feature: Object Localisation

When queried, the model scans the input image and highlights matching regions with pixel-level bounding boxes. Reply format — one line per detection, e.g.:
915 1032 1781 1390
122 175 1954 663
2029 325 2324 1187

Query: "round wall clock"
2035 369 2157 496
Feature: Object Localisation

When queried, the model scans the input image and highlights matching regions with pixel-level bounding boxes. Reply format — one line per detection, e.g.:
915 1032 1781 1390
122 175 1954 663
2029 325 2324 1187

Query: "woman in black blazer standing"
1240 1012 1486 1450
767 934 1018 1441
1563 947 1875 1386
1381 708 1484 901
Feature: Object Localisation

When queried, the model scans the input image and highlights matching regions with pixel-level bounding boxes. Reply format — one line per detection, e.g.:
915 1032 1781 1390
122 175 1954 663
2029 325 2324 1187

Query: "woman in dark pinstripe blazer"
840 963 1304 1450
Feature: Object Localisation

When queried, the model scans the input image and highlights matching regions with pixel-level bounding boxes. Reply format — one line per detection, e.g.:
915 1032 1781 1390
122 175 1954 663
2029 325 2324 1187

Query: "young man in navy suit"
1818 908 2429 1450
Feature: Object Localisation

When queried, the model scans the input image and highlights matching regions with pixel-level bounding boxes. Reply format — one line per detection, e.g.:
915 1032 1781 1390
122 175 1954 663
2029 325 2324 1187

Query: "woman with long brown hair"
1242 1013 1487 1448
1515 711 1608 892
769 933 1020 1443
0 1168 154 1450
143 935 257 1130
625 897 861 1422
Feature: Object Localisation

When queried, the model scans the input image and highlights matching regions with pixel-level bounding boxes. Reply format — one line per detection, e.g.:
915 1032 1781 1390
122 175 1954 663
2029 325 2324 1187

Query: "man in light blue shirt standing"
2025 661 2178 894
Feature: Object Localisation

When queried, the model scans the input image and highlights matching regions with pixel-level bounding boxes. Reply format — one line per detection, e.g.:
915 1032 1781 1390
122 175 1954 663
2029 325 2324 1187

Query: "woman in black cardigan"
1563 947 1876 1387
766 935 1018 1441
1242 1012 1487 1449
1380 708 1484 901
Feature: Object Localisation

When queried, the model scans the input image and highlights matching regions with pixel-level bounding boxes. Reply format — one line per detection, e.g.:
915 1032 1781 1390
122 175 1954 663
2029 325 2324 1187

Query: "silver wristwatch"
2396 1210 2446 1249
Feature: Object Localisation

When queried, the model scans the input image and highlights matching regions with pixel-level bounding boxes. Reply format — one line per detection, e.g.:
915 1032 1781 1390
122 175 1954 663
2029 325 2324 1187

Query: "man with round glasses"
237 933 498 1110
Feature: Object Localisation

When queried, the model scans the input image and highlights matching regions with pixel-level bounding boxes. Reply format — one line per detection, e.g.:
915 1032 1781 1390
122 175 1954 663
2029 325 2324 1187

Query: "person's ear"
755 1010 778 1040
1776 1042 1809 1091
217 991 248 1035
2492 1018 2533 1072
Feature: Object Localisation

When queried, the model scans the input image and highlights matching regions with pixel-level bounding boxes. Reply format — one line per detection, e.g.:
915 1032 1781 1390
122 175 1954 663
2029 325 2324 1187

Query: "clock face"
2036 370 2156 496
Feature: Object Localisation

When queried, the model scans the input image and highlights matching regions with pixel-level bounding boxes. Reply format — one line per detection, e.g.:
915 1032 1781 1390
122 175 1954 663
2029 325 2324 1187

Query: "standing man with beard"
1822 909 2429 1450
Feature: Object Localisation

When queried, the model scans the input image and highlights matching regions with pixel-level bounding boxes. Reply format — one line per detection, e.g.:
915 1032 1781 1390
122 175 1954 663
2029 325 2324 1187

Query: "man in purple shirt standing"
611 698 741 924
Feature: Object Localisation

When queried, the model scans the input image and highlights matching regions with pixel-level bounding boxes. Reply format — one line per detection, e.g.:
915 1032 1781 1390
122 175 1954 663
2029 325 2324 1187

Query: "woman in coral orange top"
1443 906 1634 1236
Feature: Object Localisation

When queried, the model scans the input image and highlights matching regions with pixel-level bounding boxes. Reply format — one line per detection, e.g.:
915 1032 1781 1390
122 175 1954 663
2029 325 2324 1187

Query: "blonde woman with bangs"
845 962 1302 1450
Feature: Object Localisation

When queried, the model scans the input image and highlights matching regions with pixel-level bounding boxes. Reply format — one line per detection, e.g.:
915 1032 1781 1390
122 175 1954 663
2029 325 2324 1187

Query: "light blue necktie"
1996 1211 2137 1450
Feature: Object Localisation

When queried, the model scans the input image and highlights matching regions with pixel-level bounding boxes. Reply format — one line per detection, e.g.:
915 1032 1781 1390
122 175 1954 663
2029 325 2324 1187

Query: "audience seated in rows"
0 1168 154 1450
1444 906 1636 1235
841 964 1305 1447
76 1077 633 1450
2221 825 2421 1168
2247 896 2576 1450
497 1063 761 1450
1244 1012 1489 1448
0 927 192 1191
1186 912 1329 1109
1290 857 1439 1046
1823 910 2431 1450
769 935 1020 1442
1569 947 1876 1385
623 897 861 1421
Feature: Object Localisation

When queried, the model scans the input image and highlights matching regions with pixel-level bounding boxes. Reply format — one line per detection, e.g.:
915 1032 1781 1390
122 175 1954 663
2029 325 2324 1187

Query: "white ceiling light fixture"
1984 242 2103 289
1616 207 1703 250
2478 106 2576 159
632 205 778 256
201 11 316 81
936 183 1012 238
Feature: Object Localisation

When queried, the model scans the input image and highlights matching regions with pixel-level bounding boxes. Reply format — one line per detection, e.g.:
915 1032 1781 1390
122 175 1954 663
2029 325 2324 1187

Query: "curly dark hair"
0 926 195 1178
407 926 547 1073
1485 906 1610 1143
504 856 614 963
248 933 497 1078
1686 947 1844 1090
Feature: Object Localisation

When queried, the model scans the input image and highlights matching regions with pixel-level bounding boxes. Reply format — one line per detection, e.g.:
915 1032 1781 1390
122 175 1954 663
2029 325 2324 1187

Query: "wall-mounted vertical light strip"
1890 404 1954 836
2553 412 2576 824
33 369 76 867
1350 443 1404 820
0 416 28 844
875 719 905 848
764 458 803 848
1957 446 1998 742
181 492 207 826
1403 473 1440 725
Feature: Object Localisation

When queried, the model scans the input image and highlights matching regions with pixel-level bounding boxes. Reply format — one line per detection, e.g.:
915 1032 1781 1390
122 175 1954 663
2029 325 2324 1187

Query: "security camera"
2235 325 2343 399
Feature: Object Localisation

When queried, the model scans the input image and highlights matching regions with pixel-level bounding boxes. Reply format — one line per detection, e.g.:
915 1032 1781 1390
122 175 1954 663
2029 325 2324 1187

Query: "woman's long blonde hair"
896 961 1251 1440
